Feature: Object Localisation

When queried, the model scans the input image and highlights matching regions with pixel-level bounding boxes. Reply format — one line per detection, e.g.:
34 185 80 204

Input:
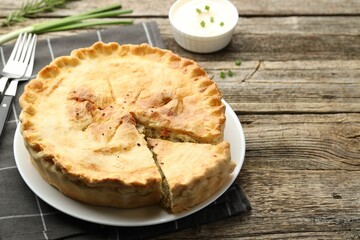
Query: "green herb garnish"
205 5 210 11
220 71 226 78
200 20 205 27
235 59 242 66
196 8 201 13
210 16 214 23
0 4 133 45
227 70 234 77
2 0 74 27
220 21 224 26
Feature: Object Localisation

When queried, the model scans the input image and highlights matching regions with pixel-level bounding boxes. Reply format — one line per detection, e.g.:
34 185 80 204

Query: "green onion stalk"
0 4 133 45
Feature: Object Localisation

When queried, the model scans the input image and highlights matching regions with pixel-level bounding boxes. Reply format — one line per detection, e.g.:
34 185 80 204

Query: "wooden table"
1 0 359 239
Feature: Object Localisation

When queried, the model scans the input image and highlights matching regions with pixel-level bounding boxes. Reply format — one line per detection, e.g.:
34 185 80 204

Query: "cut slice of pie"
147 138 236 213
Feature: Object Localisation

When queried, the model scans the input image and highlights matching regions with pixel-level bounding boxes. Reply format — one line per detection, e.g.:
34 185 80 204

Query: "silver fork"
0 34 37 141
0 33 37 98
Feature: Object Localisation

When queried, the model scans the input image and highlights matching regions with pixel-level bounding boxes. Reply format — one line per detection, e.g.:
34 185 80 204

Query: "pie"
148 138 235 213
19 42 236 212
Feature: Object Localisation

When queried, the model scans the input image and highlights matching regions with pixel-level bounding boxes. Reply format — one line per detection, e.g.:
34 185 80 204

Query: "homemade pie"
19 42 236 212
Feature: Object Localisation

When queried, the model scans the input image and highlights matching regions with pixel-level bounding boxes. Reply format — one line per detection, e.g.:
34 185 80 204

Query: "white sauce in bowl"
170 0 238 37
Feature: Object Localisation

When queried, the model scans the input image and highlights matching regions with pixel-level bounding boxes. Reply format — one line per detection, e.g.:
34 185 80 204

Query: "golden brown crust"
19 42 230 210
28 153 161 208
147 138 235 213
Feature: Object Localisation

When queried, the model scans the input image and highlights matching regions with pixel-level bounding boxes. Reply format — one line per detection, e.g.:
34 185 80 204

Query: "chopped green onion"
220 71 226 78
220 21 224 26
200 20 205 28
196 8 201 13
210 16 214 23
227 70 234 77
205 5 210 11
235 59 242 66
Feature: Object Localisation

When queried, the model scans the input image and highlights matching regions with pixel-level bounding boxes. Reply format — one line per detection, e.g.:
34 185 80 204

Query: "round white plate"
13 100 245 227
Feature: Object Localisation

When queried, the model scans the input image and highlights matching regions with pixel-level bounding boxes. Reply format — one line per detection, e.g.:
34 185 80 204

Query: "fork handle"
0 76 9 98
0 95 14 142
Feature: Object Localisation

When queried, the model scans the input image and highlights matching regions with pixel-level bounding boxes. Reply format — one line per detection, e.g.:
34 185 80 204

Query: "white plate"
14 100 245 227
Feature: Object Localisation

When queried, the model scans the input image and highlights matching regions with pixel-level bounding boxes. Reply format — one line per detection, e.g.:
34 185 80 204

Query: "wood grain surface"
1 0 360 16
1 0 359 239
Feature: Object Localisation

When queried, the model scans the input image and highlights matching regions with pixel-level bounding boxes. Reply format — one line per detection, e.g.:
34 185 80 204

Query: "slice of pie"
147 138 235 213
19 42 234 211
23 110 162 208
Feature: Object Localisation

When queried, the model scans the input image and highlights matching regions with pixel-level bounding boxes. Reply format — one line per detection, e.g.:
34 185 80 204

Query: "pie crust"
19 42 235 212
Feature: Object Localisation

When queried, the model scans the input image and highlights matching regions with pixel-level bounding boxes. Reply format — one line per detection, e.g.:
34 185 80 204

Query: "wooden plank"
238 114 360 171
153 170 360 239
237 17 360 35
1 0 360 17
1 17 360 61
237 170 360 236
230 103 360 114
155 230 358 240
236 0 360 16
164 34 360 61
158 17 360 61
210 60 360 113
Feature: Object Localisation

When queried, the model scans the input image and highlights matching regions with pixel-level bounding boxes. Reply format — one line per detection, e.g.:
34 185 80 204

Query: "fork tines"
10 33 37 69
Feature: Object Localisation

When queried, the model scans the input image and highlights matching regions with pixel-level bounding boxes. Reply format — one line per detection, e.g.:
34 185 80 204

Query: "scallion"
0 4 133 45
37 20 134 33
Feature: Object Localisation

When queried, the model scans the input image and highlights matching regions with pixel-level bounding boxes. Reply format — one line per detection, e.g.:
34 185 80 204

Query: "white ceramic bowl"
169 0 238 53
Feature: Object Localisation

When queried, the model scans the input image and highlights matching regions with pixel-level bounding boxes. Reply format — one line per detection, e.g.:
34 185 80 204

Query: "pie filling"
147 144 172 210
19 42 234 213
136 122 198 143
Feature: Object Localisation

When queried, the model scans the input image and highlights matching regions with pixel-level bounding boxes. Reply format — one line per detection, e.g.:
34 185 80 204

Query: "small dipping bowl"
169 0 239 53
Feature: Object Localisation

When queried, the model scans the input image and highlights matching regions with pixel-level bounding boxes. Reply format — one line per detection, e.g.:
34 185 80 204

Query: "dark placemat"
0 22 251 240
